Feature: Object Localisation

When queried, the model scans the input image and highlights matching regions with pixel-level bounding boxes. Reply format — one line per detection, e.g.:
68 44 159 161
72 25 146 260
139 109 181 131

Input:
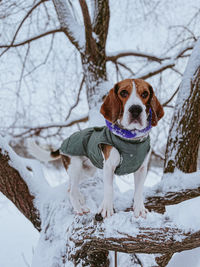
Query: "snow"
168 247 200 267
166 197 200 232
53 0 85 50
146 169 200 198
177 38 200 106
0 193 39 267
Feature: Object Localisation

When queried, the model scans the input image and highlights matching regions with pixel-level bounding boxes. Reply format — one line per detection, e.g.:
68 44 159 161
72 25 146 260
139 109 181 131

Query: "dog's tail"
27 140 61 163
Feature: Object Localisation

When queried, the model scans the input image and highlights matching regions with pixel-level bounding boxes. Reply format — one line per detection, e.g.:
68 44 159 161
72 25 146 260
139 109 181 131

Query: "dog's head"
100 79 164 130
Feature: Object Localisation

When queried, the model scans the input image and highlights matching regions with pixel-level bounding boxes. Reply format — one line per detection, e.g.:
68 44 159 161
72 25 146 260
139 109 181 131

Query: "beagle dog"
28 79 164 219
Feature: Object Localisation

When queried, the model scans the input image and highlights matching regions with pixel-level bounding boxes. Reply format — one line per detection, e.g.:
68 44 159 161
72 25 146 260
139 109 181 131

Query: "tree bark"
68 215 200 261
0 148 41 231
164 38 200 173
80 0 110 108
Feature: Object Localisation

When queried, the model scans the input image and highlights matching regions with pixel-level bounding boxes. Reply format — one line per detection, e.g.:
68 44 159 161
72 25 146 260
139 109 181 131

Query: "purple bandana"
106 109 152 139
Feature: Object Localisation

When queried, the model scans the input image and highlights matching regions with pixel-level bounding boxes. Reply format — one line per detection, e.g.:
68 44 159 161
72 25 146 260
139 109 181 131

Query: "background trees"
0 0 200 266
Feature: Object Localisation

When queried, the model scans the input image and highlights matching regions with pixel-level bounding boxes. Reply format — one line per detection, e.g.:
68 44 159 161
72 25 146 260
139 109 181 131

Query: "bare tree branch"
138 61 175 80
79 0 96 56
13 115 89 138
0 0 49 57
0 29 63 49
65 76 85 120
162 86 180 107
144 185 200 214
106 51 166 63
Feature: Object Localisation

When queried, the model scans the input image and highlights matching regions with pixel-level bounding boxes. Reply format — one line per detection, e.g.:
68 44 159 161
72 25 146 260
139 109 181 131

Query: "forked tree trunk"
164 38 200 173
53 0 110 109
79 0 110 108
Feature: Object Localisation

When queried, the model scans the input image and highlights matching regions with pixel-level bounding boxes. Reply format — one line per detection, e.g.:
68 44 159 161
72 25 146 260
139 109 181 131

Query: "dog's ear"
148 85 164 126
100 86 122 123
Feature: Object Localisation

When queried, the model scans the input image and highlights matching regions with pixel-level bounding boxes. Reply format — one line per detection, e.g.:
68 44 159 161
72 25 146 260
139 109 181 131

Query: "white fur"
98 147 120 217
67 156 96 214
133 150 151 218
27 140 58 162
121 80 147 130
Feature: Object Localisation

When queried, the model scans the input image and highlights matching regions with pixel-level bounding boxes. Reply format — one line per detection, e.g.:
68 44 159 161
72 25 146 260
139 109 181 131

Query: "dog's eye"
120 90 129 98
141 91 148 99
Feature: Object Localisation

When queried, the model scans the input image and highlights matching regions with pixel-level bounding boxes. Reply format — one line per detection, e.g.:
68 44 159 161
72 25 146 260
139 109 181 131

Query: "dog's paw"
98 199 114 218
70 191 89 215
133 203 148 219
77 191 85 205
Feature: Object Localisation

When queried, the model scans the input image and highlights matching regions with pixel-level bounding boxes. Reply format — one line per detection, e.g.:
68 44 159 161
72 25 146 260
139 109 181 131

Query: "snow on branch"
68 211 200 265
106 43 195 80
144 170 200 213
0 136 48 230
106 44 194 63
53 0 85 51
164 37 200 173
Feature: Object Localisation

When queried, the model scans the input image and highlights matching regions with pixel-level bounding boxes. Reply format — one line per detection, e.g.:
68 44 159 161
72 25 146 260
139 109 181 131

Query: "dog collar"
105 109 152 139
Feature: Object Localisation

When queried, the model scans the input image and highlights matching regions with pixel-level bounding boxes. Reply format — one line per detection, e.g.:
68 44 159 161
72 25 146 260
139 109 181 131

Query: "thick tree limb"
0 149 41 231
68 215 200 262
145 185 200 214
93 0 110 54
79 0 96 57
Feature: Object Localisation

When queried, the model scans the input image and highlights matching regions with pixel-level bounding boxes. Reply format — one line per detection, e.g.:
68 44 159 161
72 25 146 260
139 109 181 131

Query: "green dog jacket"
60 126 150 176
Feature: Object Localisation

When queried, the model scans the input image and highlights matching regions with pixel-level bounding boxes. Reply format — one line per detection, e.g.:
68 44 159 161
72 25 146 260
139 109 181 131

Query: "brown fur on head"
100 78 164 127
100 86 122 123
147 84 164 126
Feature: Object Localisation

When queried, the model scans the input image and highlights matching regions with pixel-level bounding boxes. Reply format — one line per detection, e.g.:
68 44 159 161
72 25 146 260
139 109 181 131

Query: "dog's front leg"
98 146 120 218
133 151 150 218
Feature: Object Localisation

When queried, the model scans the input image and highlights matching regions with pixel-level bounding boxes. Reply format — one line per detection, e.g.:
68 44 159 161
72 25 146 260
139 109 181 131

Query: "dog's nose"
128 105 143 119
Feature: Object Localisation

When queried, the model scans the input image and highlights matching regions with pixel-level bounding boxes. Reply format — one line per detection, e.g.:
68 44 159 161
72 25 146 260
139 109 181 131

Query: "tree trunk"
164 38 200 173
53 0 110 109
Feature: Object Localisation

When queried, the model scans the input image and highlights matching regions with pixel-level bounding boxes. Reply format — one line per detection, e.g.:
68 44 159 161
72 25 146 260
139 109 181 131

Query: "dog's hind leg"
67 156 89 214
